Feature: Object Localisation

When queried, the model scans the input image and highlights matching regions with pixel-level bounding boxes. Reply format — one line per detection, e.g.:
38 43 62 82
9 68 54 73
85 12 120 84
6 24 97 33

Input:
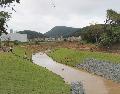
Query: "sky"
6 0 120 33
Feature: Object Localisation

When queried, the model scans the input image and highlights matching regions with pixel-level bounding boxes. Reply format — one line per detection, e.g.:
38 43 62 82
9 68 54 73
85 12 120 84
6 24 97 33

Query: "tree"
106 9 120 26
81 24 104 43
0 0 20 7
0 11 10 35
100 9 120 47
0 0 20 35
104 9 120 33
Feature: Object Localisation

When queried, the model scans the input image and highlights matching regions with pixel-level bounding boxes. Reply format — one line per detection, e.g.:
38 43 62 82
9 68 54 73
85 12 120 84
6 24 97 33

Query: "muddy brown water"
32 53 120 94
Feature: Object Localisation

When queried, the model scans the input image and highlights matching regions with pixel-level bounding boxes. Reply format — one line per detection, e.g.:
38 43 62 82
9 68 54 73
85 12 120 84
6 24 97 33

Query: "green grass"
48 48 120 67
0 47 70 94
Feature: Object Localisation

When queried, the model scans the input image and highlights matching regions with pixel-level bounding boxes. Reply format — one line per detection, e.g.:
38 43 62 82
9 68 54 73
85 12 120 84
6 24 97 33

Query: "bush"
35 41 39 45
80 40 87 45
64 39 67 42
14 40 21 45
99 33 112 47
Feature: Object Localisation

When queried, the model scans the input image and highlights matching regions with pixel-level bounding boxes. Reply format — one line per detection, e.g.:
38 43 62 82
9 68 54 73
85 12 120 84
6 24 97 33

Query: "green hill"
45 26 80 38
18 30 45 39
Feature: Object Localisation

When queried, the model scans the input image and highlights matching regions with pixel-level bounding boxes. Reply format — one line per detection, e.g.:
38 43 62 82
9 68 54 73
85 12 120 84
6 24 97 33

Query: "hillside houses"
45 37 56 42
44 36 82 42
67 36 82 41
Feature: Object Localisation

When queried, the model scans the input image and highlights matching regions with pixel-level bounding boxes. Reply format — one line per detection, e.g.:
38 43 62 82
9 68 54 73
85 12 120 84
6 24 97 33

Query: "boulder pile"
76 58 120 83
71 81 85 94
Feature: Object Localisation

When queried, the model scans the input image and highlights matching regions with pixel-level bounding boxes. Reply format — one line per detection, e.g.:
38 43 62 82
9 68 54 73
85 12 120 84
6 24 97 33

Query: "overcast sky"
7 0 120 33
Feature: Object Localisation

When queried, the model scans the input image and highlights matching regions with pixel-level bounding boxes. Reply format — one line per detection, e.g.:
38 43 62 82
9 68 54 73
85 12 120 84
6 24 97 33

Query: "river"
32 52 120 94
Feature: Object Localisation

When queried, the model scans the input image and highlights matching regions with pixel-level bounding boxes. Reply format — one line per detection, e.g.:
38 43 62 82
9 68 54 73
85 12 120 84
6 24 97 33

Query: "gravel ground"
71 81 85 94
76 58 120 83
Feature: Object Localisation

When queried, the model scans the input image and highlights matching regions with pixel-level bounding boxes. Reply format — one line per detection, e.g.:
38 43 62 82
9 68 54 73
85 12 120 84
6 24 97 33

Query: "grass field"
48 48 120 67
0 47 70 94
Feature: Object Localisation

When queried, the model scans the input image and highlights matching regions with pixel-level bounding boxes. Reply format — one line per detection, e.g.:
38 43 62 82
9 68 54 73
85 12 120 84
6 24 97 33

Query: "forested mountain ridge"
45 26 80 38
18 30 45 39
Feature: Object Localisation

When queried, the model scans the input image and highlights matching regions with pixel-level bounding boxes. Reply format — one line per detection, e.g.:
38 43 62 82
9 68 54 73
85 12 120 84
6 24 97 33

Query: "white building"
57 36 64 41
67 36 82 41
45 37 55 41
0 33 27 42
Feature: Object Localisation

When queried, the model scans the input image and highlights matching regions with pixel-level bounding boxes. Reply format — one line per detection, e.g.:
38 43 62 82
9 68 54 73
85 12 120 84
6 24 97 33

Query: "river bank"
32 53 110 94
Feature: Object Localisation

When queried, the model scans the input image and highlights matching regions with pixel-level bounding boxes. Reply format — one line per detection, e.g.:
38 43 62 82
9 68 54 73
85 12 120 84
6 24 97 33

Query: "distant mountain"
17 30 45 39
44 26 80 38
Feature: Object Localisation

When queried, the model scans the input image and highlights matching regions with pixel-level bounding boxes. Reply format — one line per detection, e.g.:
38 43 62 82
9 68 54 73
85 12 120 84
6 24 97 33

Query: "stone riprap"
71 81 85 94
76 59 120 83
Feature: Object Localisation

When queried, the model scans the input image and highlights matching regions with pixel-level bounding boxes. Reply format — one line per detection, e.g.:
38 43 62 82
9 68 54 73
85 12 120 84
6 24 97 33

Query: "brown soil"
22 41 94 52
22 41 120 55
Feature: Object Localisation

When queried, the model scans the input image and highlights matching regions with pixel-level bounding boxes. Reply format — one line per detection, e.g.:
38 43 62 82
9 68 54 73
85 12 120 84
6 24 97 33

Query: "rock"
71 81 85 94
76 58 120 83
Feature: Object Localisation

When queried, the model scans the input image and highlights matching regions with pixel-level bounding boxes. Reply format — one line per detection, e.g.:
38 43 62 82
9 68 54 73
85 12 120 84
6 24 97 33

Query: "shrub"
14 40 21 45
